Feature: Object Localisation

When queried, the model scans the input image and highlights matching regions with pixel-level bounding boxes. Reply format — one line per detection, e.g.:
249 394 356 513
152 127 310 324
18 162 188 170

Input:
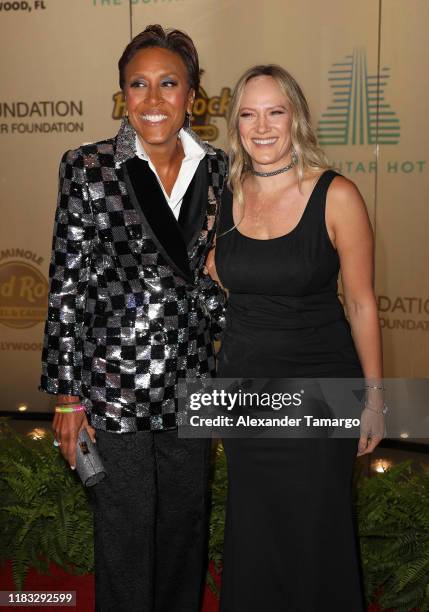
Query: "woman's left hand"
357 388 386 456
357 410 385 456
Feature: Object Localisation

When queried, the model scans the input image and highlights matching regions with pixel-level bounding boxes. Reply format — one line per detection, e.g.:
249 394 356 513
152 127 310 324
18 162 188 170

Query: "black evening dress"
215 170 366 612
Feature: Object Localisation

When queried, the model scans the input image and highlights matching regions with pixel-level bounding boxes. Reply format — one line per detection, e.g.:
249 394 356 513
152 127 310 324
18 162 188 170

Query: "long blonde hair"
227 64 330 212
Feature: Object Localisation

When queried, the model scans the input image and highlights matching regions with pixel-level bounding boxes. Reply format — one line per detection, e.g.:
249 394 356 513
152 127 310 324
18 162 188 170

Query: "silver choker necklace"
251 158 296 177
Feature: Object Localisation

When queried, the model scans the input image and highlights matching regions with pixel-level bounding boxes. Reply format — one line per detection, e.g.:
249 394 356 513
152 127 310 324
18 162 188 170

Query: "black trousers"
88 429 211 612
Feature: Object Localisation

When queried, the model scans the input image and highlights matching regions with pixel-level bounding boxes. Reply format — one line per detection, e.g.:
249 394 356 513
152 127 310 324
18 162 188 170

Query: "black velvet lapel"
178 159 208 249
122 157 192 282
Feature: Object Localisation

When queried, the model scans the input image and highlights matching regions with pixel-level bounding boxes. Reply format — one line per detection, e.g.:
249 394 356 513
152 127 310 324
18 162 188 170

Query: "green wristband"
55 405 85 413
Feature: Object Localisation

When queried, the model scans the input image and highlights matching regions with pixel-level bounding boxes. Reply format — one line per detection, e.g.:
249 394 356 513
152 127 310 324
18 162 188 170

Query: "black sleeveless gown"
215 171 366 612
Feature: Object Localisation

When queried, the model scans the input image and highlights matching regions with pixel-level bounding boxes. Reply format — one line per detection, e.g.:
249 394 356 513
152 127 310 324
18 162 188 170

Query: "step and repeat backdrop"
0 0 428 413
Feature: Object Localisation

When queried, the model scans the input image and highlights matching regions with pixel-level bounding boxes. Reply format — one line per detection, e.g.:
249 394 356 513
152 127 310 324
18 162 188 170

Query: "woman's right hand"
204 247 222 285
53 396 96 469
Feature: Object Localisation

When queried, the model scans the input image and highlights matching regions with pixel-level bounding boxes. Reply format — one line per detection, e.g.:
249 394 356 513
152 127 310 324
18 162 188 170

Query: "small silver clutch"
75 429 107 487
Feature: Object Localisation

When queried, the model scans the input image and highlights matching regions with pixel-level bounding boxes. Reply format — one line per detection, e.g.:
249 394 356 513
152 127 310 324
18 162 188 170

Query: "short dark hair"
118 24 200 92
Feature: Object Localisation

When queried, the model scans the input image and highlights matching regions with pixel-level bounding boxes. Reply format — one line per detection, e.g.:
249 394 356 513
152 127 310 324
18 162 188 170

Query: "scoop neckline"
233 170 328 242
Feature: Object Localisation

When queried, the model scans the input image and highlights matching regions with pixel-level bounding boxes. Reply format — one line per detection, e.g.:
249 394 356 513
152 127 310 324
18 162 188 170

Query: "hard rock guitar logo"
317 48 400 146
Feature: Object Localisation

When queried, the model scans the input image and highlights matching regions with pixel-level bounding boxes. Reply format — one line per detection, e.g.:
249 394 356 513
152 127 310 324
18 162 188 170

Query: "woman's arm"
326 176 384 456
41 148 95 395
40 149 96 466
198 150 229 340
198 241 227 341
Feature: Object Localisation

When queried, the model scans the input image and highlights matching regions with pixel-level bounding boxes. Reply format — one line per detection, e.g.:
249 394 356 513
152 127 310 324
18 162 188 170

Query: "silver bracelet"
365 384 385 390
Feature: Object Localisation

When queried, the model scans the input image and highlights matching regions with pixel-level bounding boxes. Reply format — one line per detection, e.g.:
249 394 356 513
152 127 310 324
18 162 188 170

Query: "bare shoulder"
327 174 365 207
326 174 369 222
325 174 373 251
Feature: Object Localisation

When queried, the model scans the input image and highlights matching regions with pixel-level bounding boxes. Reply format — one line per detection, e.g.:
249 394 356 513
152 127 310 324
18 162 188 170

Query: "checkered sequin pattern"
40 120 227 433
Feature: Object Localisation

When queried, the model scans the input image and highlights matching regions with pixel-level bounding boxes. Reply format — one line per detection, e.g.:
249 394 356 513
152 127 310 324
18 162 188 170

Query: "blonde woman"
207 65 384 610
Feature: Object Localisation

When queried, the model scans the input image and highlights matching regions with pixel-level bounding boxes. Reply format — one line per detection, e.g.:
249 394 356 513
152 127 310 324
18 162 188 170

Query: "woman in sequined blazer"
40 109 227 433
40 25 227 612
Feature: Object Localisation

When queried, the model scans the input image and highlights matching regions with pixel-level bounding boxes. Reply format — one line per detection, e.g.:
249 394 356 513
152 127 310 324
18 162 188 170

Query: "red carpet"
0 561 220 612
0 561 418 611
0 562 94 611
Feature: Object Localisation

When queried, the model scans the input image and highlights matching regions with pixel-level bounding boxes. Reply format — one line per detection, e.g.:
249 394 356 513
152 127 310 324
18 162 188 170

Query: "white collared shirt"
135 129 206 219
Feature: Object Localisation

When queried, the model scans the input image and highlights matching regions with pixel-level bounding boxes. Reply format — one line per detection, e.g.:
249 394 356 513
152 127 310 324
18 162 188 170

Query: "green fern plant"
0 419 94 589
355 460 429 612
2 417 428 612
207 441 227 596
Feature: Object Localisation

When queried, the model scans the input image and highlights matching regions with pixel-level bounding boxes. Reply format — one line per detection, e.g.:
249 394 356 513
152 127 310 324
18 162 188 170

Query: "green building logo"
317 48 400 145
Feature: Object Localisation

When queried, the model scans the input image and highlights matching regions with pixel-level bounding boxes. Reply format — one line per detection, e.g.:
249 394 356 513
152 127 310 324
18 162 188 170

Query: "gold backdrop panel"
375 0 429 376
0 0 130 411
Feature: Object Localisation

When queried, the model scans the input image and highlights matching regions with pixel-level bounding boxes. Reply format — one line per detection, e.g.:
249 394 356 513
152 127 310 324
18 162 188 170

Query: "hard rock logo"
190 84 231 141
112 78 231 142
0 261 48 329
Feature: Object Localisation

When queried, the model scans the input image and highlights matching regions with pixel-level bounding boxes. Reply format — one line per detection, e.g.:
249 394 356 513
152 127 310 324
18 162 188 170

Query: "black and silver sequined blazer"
40 119 227 433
